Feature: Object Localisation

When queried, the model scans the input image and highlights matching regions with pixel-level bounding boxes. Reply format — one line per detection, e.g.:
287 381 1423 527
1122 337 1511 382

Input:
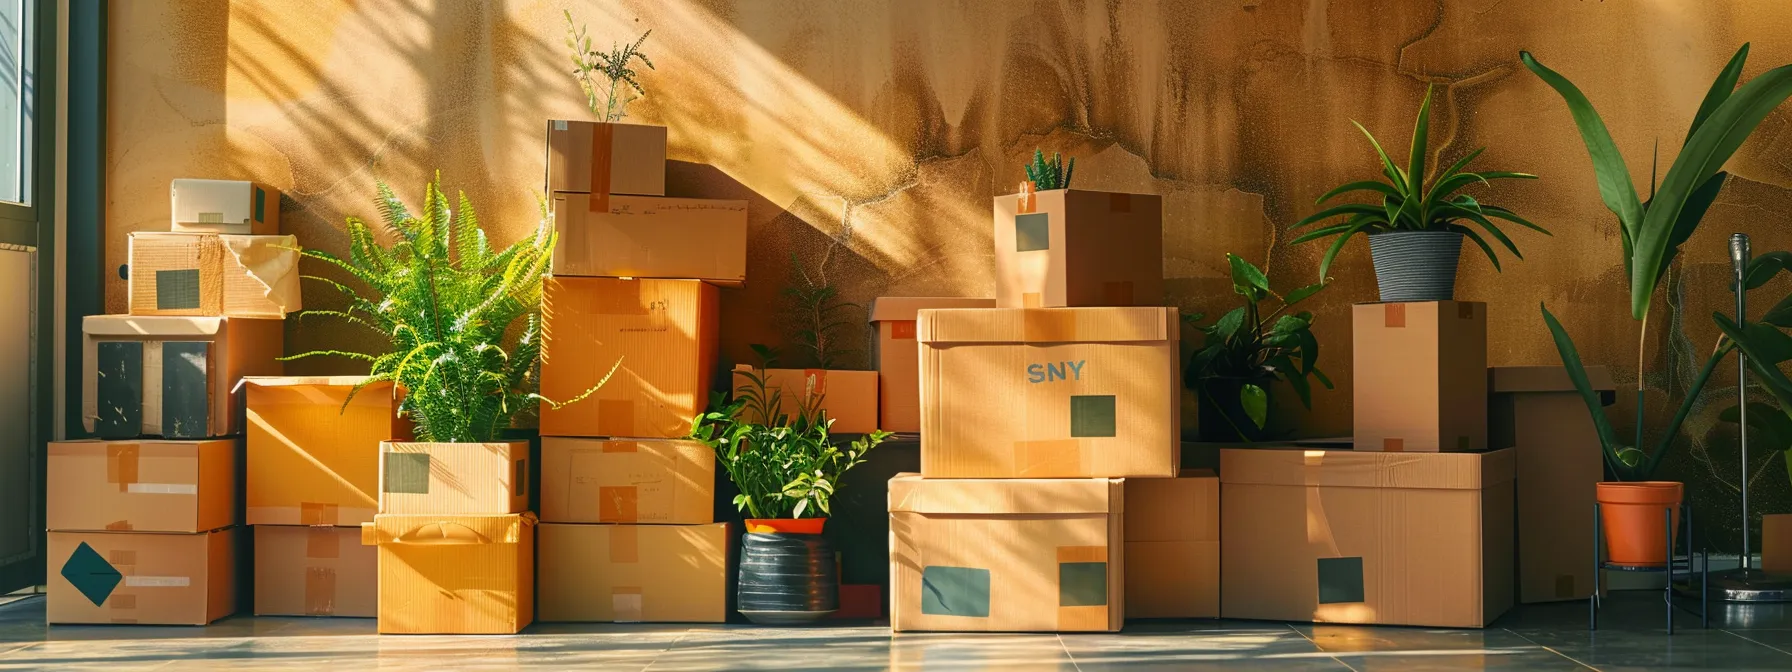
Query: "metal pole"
1732 233 1751 571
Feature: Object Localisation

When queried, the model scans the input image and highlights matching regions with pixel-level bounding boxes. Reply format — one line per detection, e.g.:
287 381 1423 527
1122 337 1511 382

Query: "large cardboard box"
1124 469 1218 619
552 193 747 285
1353 301 1488 452
128 233 301 318
540 438 714 524
378 442 529 515
732 366 880 434
47 439 236 533
253 525 377 617
992 188 1163 308
544 120 667 201
246 377 410 526
918 307 1180 478
1220 447 1515 627
869 297 996 433
539 277 719 438
171 178 280 235
888 473 1124 632
1491 365 1615 604
47 527 237 625
82 315 284 439
363 513 535 634
1765 514 1792 574
537 522 729 622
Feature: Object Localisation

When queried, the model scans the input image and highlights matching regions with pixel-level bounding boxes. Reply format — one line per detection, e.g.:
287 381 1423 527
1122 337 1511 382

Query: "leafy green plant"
564 10 654 122
1717 252 1792 493
781 254 858 369
1290 84 1546 280
1184 254 1331 437
1025 149 1075 190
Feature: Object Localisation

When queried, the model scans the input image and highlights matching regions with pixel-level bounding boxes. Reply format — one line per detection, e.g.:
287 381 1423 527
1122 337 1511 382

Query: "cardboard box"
363 513 535 634
888 473 1124 632
127 233 301 318
1219 447 1515 627
253 525 377 617
47 527 237 625
171 178 281 235
1491 365 1615 604
544 120 667 201
246 377 410 526
552 193 748 285
540 438 713 524
537 522 729 623
1765 514 1792 574
378 441 529 515
1354 301 1488 452
992 188 1163 308
918 307 1180 478
1124 469 1218 619
732 366 880 435
869 297 996 433
82 315 284 439
539 277 719 439
47 439 236 533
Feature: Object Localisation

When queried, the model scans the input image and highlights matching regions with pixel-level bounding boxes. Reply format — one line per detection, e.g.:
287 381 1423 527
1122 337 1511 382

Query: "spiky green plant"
1025 149 1075 190
564 10 654 122
781 253 858 370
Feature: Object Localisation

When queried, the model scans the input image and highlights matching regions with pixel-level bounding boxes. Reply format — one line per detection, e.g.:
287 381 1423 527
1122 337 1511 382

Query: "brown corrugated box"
1353 301 1487 452
733 366 880 434
47 527 237 625
1124 469 1218 619
253 525 376 617
539 277 719 439
246 377 410 526
1491 365 1615 604
362 513 535 634
868 297 995 433
82 315 284 439
1219 447 1515 627
889 473 1124 632
552 193 747 285
170 178 281 235
540 438 714 524
47 439 236 533
918 307 1180 478
1765 514 1792 574
537 522 730 623
377 442 529 515
992 188 1163 308
544 120 668 202
127 233 301 318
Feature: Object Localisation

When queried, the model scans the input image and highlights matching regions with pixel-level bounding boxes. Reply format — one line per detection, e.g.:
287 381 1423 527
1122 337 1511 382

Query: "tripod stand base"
1704 568 1792 602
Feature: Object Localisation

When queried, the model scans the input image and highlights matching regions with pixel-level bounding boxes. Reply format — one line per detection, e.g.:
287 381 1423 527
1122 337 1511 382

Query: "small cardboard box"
540 437 715 524
537 522 730 623
992 188 1163 308
732 366 880 435
171 178 280 235
1491 365 1615 604
48 527 237 625
1353 301 1488 452
362 513 535 634
1220 447 1515 627
82 315 284 439
246 377 411 526
127 233 301 318
869 297 996 433
253 525 377 617
1124 469 1218 619
1765 514 1792 574
544 120 668 200
47 439 236 533
918 307 1180 478
552 193 748 285
539 277 719 439
378 442 529 515
888 473 1124 632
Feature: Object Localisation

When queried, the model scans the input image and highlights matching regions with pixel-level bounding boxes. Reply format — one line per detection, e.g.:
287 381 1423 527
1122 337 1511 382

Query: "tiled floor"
1 593 1789 670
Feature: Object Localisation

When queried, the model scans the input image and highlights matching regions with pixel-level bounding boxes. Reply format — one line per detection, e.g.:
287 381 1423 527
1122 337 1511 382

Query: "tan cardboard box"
246 377 410 526
992 188 1163 308
539 277 719 438
1353 301 1487 452
362 513 535 634
540 438 714 524
552 193 748 285
732 366 880 434
1766 514 1792 574
47 439 236 533
47 527 237 625
171 178 280 235
1220 447 1515 627
537 522 730 623
1124 469 1218 619
868 297 996 433
889 473 1123 632
544 120 667 200
378 442 529 515
1491 365 1615 604
82 315 284 440
918 307 1180 478
128 233 301 318
253 525 377 617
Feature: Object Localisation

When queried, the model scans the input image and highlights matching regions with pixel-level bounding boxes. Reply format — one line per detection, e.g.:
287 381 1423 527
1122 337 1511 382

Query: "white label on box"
127 483 199 495
124 576 191 588
553 119 568 131
612 593 643 623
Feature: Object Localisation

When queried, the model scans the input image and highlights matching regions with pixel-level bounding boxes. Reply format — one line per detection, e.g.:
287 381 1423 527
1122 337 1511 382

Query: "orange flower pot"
1596 481 1683 567
744 518 826 534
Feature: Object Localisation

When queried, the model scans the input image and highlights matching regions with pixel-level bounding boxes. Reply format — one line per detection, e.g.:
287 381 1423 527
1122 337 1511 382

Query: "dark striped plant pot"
1367 230 1463 302
737 531 838 624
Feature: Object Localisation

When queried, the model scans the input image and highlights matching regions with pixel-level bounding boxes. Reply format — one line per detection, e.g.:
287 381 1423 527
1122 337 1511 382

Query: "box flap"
917 307 1177 344
868 297 996 323
83 315 225 337
370 512 537 545
1490 365 1616 395
242 375 379 388
886 472 1118 515
1219 447 1515 490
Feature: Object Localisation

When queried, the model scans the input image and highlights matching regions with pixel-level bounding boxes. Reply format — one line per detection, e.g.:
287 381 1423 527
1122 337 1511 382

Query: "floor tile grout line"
636 627 694 672
1283 623 1360 672
1719 628 1792 657
1058 633 1083 672
1501 627 1603 671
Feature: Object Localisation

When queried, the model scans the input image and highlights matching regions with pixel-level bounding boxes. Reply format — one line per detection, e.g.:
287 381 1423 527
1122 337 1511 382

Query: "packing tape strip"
106 520 133 531
1384 303 1406 328
610 525 639 564
127 483 198 495
1022 293 1044 309
110 594 137 611
802 369 829 396
1383 438 1404 452
141 341 164 436
1017 181 1037 214
891 320 917 340
599 400 636 436
300 502 340 526
109 550 137 566
1458 302 1475 319
307 527 340 559
593 279 649 315
1014 439 1080 477
306 567 337 616
124 576 191 587
600 486 639 523
1101 281 1134 307
1108 193 1132 213
612 586 645 622
589 123 614 213
106 443 140 493
601 440 638 453
1022 310 1078 342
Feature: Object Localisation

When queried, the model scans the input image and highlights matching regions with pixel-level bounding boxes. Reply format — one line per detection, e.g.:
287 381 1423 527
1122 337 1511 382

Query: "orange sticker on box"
610 525 639 564
1384 303 1406 328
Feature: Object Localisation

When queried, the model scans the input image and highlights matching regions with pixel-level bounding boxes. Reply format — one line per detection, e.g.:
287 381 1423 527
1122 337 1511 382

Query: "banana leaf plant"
1716 252 1792 492
1184 254 1330 439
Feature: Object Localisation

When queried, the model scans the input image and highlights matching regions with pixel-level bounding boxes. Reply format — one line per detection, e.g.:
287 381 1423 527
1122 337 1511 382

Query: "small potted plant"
1185 254 1330 442
737 255 881 434
549 11 663 202
994 149 1163 308
1292 85 1546 302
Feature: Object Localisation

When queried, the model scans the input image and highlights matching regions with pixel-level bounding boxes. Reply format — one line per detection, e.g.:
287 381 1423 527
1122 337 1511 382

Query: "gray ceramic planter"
1367 230 1463 302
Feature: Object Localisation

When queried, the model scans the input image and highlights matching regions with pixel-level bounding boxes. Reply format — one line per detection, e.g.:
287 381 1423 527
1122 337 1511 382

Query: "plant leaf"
1284 282 1327 306
1541 303 1627 477
1351 120 1408 187
1406 84 1433 201
1319 218 1375 280
1316 180 1403 205
1520 51 1645 242
1227 253 1271 299
1239 383 1269 430
1686 44 1751 146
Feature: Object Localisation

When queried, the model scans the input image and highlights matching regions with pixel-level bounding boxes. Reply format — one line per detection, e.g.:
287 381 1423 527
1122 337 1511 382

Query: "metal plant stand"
1713 233 1792 603
1590 503 1707 632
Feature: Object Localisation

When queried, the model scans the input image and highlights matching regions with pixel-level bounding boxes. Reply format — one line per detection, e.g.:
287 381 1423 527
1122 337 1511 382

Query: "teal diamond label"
60 542 122 606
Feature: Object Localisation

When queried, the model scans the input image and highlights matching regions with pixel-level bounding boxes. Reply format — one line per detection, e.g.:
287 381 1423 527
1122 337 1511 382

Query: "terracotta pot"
1596 481 1683 567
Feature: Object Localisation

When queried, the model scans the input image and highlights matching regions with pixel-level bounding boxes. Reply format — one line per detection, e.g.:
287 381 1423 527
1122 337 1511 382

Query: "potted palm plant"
1185 254 1330 442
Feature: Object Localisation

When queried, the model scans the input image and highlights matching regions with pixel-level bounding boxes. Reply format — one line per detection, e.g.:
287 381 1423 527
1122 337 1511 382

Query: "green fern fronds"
1024 149 1075 190
781 253 859 370
564 10 654 122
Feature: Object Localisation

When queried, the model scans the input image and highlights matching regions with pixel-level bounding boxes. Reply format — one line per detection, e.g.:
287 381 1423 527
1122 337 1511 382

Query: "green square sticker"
155 269 202 310
383 452 431 494
1070 395 1116 437
1015 213 1050 252
254 187 267 223
1317 556 1365 604
921 566 990 617
1059 561 1108 606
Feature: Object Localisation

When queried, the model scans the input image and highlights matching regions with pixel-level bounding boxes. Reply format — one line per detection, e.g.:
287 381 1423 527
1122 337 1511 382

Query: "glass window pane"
0 0 24 205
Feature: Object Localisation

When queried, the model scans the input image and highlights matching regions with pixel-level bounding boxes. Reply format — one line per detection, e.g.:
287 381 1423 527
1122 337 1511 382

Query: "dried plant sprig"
564 10 654 122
